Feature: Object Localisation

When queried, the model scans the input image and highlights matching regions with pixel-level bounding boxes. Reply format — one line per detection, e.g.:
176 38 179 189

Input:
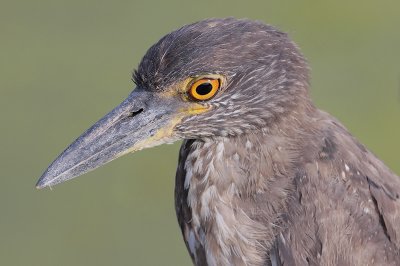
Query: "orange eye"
188 78 220 101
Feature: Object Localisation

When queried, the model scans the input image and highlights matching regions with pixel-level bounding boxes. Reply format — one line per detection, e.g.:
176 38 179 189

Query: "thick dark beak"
36 88 180 189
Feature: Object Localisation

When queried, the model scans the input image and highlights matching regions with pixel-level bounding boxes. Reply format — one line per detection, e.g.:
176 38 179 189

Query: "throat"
176 132 298 266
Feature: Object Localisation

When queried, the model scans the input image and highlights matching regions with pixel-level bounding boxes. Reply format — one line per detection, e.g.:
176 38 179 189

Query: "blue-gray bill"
36 88 177 189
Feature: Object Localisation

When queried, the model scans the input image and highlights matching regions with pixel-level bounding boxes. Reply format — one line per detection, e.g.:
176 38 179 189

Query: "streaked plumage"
38 18 400 265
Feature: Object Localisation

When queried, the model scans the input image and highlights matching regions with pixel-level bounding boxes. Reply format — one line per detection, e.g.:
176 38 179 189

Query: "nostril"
127 108 144 118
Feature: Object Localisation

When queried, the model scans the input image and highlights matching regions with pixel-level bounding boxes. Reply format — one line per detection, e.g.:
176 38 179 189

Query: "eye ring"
188 78 220 101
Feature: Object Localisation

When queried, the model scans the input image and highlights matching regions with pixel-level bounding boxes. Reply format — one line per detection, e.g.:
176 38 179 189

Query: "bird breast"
177 133 295 266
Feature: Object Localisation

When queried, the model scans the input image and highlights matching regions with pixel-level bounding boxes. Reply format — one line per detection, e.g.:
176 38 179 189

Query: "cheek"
174 111 239 138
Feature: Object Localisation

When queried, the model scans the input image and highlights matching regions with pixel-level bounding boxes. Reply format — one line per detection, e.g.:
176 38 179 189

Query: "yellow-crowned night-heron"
37 18 400 265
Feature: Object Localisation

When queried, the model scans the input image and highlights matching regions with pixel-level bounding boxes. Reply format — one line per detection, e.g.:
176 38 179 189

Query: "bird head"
36 18 310 188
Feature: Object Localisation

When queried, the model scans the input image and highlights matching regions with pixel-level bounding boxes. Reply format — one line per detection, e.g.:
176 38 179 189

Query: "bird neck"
179 111 313 265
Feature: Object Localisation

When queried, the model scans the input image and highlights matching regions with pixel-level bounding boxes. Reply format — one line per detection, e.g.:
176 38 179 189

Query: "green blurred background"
1 0 399 265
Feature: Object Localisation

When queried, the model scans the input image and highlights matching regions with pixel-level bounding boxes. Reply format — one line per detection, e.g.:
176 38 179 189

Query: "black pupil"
196 82 213 95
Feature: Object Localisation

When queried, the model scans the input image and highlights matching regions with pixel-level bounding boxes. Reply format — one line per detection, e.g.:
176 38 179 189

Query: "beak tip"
35 175 49 189
35 181 46 189
36 169 58 189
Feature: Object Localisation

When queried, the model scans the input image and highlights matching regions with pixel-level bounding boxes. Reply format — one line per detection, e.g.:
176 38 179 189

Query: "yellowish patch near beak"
158 77 193 99
117 103 210 157
182 103 212 115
